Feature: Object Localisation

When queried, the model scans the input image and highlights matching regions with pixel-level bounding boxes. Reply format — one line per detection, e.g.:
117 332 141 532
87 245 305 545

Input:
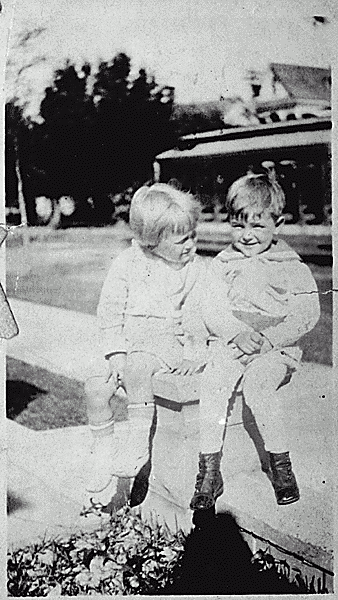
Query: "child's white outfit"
89 239 215 487
97 239 208 367
196 239 320 454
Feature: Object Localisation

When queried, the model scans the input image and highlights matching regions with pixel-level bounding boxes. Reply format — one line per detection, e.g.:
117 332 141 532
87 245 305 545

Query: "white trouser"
199 340 298 454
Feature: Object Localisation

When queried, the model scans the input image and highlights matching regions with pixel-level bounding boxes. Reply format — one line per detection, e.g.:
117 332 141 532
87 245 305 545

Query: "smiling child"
189 173 320 511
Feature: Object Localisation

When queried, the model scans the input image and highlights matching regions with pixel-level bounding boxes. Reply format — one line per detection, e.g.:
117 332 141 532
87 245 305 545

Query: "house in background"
156 64 331 227
252 63 331 124
173 64 332 132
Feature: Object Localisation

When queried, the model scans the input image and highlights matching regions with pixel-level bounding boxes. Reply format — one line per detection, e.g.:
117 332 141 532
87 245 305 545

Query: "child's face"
229 210 282 257
154 229 197 266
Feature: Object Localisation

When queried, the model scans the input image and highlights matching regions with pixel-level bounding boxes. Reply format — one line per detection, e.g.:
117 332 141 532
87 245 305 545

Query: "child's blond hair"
130 183 200 248
225 173 286 222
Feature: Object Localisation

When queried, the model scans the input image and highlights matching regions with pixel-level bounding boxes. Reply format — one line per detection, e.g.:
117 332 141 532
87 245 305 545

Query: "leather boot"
191 453 206 494
190 452 224 510
269 451 300 505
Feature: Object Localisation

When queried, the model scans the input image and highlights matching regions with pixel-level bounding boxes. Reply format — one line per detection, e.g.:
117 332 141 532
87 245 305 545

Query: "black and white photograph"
3 0 334 596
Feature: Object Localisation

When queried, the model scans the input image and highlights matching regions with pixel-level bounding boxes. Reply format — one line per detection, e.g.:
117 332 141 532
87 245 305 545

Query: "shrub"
251 547 330 594
7 505 330 596
7 505 185 596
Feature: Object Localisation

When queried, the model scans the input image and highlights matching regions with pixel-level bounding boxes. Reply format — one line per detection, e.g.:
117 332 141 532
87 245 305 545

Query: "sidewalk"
6 298 335 580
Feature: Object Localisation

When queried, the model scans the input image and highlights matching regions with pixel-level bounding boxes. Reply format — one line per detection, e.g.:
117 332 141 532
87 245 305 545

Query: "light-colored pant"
199 340 300 454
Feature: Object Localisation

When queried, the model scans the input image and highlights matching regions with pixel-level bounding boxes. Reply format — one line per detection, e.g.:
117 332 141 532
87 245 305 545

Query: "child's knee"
84 376 116 410
243 358 287 396
124 353 153 391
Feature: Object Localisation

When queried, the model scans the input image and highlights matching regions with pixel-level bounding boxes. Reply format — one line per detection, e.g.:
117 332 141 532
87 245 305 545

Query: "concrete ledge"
144 364 334 578
6 298 334 584
153 372 200 406
7 366 334 583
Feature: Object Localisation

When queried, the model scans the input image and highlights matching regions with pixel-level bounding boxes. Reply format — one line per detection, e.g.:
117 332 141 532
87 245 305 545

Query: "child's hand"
259 336 273 354
233 335 274 365
228 342 253 365
228 342 245 360
237 353 257 366
107 352 127 387
171 359 205 376
231 331 264 355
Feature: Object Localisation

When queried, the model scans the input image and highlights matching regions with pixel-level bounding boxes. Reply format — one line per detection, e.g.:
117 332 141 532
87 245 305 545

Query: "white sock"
110 403 154 478
86 417 118 494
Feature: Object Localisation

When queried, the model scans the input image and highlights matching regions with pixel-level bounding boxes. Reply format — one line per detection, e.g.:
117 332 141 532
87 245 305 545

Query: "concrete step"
6 298 334 586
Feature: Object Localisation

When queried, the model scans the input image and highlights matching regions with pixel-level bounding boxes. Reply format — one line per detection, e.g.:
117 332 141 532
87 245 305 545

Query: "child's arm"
180 260 210 370
181 258 250 369
97 249 130 376
260 261 320 349
201 258 251 343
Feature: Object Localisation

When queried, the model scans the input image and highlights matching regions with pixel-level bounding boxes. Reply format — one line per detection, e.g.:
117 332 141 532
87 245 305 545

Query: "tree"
7 50 176 226
5 27 48 227
171 101 226 136
89 54 175 223
89 53 132 221
38 61 94 226
5 102 29 227
127 70 175 184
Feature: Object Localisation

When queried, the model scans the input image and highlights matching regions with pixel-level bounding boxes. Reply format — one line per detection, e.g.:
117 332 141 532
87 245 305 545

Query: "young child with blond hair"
189 173 320 511
84 182 240 513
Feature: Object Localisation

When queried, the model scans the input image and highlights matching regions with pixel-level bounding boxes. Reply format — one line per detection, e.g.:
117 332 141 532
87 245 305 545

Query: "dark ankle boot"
192 453 206 494
190 452 224 511
269 451 300 505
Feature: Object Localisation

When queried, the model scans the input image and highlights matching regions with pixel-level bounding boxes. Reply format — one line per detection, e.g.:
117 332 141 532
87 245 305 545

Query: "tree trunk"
15 159 27 225
15 158 29 248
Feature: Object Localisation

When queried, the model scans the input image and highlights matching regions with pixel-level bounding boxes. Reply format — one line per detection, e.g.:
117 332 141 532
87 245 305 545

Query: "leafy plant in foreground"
8 505 330 596
7 505 185 596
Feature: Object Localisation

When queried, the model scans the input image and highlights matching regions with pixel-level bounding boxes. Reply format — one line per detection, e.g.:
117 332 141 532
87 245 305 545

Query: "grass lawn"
6 357 128 430
6 358 88 429
5 226 332 430
6 227 332 365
